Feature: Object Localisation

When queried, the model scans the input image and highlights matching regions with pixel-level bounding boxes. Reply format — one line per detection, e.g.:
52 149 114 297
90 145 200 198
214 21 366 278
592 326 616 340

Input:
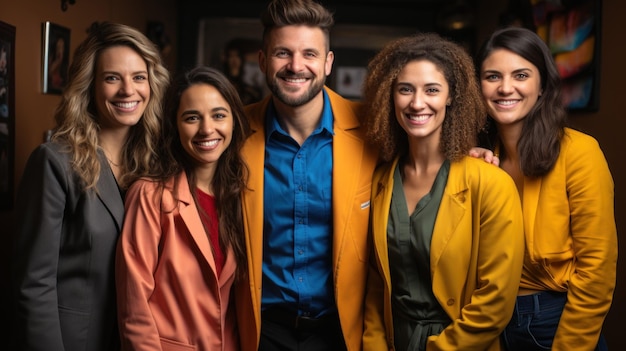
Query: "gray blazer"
12 141 123 351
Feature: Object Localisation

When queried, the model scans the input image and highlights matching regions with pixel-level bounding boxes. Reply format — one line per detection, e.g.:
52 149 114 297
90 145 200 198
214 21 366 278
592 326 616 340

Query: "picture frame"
42 21 70 95
532 0 601 112
0 21 15 211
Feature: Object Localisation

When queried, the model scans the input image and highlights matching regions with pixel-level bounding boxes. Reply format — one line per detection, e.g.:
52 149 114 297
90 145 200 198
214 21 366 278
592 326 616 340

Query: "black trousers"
259 309 347 351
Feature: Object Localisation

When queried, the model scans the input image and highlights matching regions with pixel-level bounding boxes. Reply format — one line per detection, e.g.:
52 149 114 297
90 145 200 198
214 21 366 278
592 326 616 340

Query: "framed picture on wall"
0 21 15 211
532 0 601 112
42 21 70 95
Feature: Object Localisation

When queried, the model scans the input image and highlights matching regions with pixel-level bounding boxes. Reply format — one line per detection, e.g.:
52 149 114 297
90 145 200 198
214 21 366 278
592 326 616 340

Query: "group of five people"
11 0 617 350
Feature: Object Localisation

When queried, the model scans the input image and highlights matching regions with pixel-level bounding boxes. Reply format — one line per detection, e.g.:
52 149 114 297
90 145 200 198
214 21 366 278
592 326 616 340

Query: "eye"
515 73 529 79
484 74 499 81
133 74 148 81
183 114 200 122
397 86 413 94
425 87 440 94
275 50 290 58
104 75 119 82
213 113 227 120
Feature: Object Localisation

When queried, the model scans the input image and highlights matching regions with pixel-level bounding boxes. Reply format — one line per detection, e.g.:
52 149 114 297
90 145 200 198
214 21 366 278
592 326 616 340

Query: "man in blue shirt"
235 0 378 350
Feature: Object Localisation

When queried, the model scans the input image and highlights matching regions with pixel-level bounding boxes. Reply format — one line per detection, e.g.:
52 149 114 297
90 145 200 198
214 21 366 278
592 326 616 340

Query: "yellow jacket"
517 128 617 350
363 156 525 351
235 87 379 351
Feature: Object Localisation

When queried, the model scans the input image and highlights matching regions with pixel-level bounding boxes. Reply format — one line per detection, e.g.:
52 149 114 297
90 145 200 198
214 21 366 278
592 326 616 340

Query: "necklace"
103 152 121 167
107 157 120 167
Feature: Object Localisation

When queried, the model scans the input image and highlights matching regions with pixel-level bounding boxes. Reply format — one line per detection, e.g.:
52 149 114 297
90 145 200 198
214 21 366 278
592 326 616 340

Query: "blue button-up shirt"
262 91 334 318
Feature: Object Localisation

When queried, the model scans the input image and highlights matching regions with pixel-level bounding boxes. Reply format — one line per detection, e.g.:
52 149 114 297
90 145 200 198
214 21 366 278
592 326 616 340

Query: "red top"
195 189 224 276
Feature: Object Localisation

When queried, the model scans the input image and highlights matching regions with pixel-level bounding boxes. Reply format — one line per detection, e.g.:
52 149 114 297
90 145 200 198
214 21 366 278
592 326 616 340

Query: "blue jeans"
501 291 608 350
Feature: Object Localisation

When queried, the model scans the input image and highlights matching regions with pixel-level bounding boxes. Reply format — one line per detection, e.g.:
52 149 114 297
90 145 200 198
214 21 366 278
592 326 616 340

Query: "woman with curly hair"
476 27 616 351
362 33 525 351
116 66 250 350
12 22 169 351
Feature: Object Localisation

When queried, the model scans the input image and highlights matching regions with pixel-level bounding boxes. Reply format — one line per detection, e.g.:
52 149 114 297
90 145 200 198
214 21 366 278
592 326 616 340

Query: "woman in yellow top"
362 33 525 351
476 27 617 350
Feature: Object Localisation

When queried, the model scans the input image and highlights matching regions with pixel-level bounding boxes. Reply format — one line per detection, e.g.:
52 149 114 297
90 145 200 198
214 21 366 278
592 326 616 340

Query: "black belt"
262 308 338 332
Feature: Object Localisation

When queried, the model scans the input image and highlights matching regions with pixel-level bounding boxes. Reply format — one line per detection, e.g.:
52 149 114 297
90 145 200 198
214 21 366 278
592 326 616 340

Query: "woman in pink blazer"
116 66 250 351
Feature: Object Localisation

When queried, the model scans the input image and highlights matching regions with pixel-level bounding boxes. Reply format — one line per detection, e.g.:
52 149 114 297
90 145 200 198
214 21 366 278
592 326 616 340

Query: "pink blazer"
116 171 238 351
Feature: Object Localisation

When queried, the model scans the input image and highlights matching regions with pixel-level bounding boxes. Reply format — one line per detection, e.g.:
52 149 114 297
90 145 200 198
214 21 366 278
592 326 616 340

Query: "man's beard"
266 73 326 107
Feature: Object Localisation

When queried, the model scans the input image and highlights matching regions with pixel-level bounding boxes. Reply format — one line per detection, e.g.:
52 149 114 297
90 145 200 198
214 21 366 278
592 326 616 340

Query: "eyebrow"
180 106 230 115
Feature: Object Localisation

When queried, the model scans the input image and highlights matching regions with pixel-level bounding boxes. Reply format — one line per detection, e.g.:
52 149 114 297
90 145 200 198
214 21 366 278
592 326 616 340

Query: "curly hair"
363 33 486 162
160 66 251 279
260 0 335 52
475 27 566 177
52 21 170 190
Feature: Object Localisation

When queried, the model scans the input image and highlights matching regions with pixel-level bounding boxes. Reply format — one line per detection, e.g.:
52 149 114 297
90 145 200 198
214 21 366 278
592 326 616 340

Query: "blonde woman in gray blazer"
11 22 169 351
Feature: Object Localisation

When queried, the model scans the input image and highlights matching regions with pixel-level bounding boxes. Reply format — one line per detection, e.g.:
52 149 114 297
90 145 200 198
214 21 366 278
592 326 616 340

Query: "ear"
446 98 451 106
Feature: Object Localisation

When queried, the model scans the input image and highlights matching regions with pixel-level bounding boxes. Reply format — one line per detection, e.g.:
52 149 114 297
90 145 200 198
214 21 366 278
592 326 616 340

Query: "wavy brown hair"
364 33 486 162
160 66 251 279
476 27 566 177
52 21 170 190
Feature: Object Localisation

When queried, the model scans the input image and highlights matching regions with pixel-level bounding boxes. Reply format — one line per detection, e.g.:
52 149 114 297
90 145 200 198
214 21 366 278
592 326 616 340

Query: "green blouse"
387 159 452 351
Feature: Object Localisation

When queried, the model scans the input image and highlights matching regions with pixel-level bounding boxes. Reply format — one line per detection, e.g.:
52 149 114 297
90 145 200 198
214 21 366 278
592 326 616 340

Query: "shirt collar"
265 89 334 142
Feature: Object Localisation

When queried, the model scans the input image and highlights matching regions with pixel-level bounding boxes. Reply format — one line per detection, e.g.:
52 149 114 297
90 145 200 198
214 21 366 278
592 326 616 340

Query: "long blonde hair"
52 21 170 189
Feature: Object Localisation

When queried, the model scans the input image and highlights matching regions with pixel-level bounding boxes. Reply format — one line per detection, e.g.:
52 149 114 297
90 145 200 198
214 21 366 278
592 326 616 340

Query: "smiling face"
480 48 542 127
177 83 233 174
93 46 150 131
394 60 451 145
259 25 333 107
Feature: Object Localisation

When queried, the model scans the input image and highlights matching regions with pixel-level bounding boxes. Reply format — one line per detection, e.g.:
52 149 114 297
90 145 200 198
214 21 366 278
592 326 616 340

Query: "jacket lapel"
430 161 467 274
328 88 368 264
95 150 124 231
175 172 219 276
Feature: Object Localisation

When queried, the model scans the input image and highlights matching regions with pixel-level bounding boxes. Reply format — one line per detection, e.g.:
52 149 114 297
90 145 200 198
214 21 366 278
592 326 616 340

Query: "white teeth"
197 140 218 147
115 101 138 108
285 78 306 83
496 100 518 106
408 115 429 121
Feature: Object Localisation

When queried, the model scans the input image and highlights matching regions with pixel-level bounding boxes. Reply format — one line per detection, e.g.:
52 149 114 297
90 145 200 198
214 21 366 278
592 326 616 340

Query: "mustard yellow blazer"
235 87 379 351
363 156 525 351
516 128 617 350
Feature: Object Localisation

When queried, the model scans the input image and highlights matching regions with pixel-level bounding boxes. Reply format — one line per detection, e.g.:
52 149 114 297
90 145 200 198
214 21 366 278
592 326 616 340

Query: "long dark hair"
161 66 250 279
476 27 566 177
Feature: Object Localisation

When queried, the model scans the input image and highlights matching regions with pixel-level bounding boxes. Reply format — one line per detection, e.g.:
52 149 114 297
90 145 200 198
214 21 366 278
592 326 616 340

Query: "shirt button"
447 299 455 306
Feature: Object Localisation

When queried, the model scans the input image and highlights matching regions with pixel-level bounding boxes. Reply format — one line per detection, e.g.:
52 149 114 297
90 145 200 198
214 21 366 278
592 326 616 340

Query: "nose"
199 118 215 135
497 77 514 94
118 79 135 96
287 53 304 72
410 93 425 109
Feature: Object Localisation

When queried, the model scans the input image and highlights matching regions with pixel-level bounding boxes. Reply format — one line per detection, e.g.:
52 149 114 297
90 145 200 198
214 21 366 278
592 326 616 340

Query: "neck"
192 165 216 195
405 138 445 173
496 123 522 160
272 93 324 145
99 128 130 166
